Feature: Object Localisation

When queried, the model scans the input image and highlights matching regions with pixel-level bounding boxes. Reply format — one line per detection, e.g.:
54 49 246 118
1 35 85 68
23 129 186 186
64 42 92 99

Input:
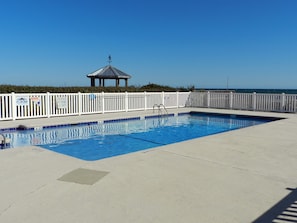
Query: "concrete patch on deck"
58 168 109 185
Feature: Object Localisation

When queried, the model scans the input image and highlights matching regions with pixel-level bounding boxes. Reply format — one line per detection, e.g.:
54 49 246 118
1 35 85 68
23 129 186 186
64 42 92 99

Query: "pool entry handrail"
0 133 10 149
153 104 168 117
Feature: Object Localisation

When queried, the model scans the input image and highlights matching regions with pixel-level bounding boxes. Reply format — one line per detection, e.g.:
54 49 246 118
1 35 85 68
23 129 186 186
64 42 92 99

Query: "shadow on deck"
253 188 297 223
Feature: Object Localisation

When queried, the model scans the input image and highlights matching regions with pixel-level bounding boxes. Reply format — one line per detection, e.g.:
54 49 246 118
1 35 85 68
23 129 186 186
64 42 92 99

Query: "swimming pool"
1 112 280 161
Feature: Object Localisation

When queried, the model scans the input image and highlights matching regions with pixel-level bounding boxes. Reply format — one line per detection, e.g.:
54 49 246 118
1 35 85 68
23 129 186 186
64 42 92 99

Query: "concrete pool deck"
0 108 297 223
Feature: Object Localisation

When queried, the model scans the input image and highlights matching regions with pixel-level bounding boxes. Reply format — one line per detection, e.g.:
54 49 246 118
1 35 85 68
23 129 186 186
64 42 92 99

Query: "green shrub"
0 84 192 93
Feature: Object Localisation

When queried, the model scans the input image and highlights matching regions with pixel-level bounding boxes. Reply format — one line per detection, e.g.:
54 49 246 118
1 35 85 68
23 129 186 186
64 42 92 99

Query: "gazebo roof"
87 65 131 79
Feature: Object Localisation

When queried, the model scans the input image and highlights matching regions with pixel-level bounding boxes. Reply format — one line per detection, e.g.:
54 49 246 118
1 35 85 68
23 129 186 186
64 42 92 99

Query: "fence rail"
187 91 297 113
0 92 190 121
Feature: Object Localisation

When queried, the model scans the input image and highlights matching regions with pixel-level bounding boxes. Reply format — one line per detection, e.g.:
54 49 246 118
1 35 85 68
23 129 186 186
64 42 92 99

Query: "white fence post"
162 91 165 105
46 92 51 118
176 92 179 108
207 91 210 108
144 91 147 110
125 91 128 112
101 91 105 114
281 93 286 112
78 92 82 115
229 92 233 109
11 92 17 120
252 92 257 110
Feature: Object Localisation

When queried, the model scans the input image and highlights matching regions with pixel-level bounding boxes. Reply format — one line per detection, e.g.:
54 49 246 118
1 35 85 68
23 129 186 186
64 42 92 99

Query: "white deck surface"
0 108 297 223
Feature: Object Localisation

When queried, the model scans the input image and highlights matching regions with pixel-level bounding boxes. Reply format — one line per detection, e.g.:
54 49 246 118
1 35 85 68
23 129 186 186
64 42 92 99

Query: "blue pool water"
2 112 279 161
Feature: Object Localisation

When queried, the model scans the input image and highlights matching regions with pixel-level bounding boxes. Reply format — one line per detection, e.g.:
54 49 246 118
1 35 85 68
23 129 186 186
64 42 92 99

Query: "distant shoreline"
197 89 297 94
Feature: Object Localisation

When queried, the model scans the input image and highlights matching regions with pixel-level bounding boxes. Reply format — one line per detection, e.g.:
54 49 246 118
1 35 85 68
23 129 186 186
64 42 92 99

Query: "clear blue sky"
0 0 296 89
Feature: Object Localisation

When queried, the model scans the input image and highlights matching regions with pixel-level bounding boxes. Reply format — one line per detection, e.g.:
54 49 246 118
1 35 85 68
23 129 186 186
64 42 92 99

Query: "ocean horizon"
197 89 297 94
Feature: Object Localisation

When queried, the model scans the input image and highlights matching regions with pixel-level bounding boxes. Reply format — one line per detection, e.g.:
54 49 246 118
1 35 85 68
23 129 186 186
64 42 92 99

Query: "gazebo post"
90 78 95 87
99 79 102 87
125 79 128 88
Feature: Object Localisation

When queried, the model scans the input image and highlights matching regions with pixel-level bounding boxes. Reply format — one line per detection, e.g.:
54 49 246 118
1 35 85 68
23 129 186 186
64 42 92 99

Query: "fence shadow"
253 188 297 223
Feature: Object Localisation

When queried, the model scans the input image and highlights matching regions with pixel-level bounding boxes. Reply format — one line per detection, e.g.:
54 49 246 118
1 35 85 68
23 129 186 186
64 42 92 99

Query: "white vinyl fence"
0 92 190 121
187 91 297 113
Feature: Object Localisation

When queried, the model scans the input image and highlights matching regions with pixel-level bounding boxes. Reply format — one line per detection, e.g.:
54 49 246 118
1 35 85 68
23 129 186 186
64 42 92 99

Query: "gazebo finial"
108 55 112 65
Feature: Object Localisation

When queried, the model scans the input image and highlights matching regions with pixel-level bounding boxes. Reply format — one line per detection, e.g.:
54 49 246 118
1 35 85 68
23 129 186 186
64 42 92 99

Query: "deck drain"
58 168 109 185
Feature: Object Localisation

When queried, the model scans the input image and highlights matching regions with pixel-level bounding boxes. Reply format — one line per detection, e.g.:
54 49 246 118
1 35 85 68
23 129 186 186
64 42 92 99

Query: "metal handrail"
0 133 9 149
153 104 168 116
159 104 168 115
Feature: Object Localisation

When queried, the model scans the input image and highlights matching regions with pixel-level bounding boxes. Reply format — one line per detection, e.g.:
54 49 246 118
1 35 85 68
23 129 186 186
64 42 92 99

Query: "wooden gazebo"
87 65 132 87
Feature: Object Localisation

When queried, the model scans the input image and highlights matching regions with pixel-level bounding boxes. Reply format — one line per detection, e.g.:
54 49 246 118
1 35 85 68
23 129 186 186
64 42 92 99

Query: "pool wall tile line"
0 121 99 132
177 112 191 116
103 117 141 123
144 112 191 119
144 113 175 119
189 111 284 122
0 127 17 132
42 121 99 129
